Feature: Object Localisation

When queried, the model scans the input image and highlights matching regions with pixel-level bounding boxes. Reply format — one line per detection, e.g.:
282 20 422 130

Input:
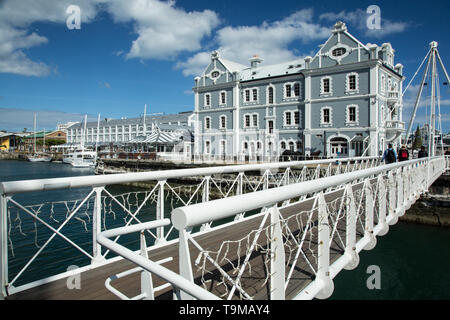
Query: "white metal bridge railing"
0 156 379 299
99 156 446 300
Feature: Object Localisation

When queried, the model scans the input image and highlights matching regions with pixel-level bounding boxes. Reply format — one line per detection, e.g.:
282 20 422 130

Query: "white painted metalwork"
171 157 446 300
0 155 446 300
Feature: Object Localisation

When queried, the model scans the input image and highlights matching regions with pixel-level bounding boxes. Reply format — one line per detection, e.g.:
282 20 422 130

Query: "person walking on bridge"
382 144 397 164
418 145 428 158
398 145 409 162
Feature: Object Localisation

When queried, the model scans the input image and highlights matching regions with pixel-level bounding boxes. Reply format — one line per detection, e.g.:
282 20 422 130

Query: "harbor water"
0 160 449 299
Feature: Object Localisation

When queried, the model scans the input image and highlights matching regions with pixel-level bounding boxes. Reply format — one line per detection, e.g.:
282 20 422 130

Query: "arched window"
281 141 286 149
289 141 295 151
268 87 274 104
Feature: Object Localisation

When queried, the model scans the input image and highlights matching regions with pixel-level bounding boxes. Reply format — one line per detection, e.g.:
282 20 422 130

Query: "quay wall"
400 174 450 227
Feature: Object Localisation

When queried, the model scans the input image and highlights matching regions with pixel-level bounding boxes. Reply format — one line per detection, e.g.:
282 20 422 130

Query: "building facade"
193 22 405 159
66 111 194 156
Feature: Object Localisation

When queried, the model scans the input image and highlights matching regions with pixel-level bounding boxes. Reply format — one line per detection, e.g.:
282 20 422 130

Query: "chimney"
249 55 263 68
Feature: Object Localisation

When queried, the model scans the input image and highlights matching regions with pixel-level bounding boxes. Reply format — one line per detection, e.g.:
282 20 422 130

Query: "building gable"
311 21 371 69
198 51 243 87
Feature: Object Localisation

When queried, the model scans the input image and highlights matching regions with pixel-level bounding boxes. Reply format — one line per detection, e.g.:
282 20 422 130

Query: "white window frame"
345 72 359 94
204 140 211 155
219 90 227 106
219 115 227 130
283 81 301 100
204 116 211 130
243 113 251 128
204 93 211 107
346 104 359 126
244 89 251 102
252 113 259 128
243 87 259 104
320 76 333 96
266 85 275 105
252 88 258 102
320 106 333 127
283 110 300 127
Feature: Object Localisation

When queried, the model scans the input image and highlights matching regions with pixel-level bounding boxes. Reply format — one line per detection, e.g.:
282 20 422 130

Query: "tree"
413 125 422 150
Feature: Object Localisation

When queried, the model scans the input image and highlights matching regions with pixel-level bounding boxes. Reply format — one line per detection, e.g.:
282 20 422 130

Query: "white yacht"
63 147 97 167
63 114 98 168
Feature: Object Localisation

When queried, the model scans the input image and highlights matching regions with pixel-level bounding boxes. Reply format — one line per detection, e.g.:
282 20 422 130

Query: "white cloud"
319 9 408 38
0 0 106 77
177 9 331 76
106 0 220 60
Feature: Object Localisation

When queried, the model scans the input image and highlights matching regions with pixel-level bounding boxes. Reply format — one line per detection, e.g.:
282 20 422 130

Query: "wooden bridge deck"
7 183 367 300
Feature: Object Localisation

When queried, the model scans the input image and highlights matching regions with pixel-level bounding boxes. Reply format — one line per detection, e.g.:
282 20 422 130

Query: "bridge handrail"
171 157 442 230
96 219 220 300
0 156 378 196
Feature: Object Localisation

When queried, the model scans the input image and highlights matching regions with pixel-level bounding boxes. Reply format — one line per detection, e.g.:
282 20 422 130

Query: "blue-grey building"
193 21 405 158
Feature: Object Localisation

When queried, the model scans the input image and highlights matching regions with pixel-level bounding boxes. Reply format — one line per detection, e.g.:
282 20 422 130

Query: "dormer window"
332 47 346 57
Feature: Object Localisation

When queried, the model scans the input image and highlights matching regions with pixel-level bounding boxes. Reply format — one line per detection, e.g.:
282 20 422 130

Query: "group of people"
382 144 428 164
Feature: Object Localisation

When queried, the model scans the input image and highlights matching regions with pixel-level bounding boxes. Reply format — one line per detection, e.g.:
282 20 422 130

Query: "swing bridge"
0 155 449 300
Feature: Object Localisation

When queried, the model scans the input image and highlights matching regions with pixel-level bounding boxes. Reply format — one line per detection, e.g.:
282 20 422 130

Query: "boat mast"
96 113 100 153
33 113 36 154
143 104 147 136
82 114 87 149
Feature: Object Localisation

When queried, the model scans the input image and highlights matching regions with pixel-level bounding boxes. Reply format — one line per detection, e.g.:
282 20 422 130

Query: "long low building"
66 111 194 155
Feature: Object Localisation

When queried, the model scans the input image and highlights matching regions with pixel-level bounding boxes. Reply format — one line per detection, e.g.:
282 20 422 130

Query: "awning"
128 131 182 145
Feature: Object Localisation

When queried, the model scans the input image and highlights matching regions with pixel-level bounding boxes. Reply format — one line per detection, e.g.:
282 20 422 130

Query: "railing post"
376 176 389 236
178 229 195 300
156 180 166 244
202 176 210 203
387 171 398 225
363 179 377 250
264 169 270 190
315 192 334 299
270 205 285 300
1 194 8 299
200 176 211 231
396 168 405 217
92 187 105 264
140 231 154 300
234 173 245 221
344 185 359 270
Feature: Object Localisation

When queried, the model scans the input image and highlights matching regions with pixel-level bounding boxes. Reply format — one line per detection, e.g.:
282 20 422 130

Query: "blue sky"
0 0 449 133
